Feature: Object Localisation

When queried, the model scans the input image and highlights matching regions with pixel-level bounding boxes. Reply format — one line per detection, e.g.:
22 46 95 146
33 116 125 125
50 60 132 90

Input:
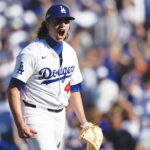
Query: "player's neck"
46 35 58 47
46 35 63 56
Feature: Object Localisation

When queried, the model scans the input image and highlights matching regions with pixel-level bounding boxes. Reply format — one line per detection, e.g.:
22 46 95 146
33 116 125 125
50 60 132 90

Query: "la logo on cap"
60 6 66 13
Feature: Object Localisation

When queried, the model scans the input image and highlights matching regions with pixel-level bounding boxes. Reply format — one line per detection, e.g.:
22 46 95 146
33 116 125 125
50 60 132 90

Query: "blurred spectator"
0 38 15 88
0 80 19 150
102 42 123 83
120 0 145 25
0 38 14 67
95 66 119 114
80 48 100 108
94 0 120 47
105 103 142 150
118 97 140 139
137 72 150 150
63 106 82 150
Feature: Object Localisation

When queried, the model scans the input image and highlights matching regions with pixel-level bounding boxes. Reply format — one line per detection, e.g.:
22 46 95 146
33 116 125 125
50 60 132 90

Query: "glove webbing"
79 125 97 148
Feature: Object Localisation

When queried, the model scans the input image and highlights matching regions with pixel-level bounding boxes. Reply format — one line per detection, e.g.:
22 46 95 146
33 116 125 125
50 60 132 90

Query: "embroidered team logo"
60 6 66 13
17 61 24 74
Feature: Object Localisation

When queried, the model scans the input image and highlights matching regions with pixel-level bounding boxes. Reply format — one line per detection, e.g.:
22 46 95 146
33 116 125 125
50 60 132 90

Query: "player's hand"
17 123 38 138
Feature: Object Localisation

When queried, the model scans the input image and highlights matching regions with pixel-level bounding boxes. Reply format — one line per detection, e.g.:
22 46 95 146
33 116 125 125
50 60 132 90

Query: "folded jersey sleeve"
12 53 36 83
70 82 82 92
10 77 26 91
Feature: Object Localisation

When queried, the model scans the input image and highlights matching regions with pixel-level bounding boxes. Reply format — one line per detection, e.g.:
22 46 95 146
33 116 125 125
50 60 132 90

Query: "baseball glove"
78 122 103 150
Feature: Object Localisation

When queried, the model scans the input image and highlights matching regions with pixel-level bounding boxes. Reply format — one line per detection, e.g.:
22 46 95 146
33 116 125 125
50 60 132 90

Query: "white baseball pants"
22 106 66 150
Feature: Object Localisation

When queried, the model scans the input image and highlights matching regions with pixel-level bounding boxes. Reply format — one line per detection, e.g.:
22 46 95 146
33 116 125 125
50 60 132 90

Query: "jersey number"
64 81 70 93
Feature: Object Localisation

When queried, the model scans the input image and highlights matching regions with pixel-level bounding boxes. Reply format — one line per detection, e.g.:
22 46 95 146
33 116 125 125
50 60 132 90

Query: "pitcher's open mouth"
58 29 65 36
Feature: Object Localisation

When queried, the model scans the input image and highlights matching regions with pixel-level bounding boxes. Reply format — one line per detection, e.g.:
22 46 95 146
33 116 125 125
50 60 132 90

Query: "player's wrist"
80 120 88 126
15 118 25 129
81 121 93 128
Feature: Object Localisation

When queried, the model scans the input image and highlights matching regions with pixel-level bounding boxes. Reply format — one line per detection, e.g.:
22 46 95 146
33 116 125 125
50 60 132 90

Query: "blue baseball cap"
45 4 75 20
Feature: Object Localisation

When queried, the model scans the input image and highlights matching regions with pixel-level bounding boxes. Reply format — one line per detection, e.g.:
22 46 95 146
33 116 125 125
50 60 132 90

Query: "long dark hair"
37 21 48 39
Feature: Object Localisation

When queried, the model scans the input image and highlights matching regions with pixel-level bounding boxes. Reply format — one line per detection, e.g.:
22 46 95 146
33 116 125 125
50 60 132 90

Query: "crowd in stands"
0 0 150 149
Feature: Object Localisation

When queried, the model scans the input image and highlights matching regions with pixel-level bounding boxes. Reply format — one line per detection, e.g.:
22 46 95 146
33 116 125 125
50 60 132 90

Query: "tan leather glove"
79 122 103 150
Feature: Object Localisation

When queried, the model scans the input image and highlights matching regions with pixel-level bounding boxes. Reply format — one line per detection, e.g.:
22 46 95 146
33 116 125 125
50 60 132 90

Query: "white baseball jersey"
12 38 83 109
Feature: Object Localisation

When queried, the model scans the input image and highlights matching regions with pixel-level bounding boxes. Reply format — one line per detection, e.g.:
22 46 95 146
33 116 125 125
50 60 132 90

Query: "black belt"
23 100 63 113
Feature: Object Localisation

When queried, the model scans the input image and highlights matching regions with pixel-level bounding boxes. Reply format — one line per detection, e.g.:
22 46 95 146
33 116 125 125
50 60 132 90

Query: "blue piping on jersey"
46 35 62 56
41 75 71 85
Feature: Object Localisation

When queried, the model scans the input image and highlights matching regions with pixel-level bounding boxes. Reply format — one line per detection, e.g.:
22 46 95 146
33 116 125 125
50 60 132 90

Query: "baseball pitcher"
8 3 103 150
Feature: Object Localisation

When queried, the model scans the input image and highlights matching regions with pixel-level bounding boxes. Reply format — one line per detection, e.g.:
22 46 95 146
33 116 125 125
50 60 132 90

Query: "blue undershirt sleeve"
10 77 26 91
70 83 82 92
